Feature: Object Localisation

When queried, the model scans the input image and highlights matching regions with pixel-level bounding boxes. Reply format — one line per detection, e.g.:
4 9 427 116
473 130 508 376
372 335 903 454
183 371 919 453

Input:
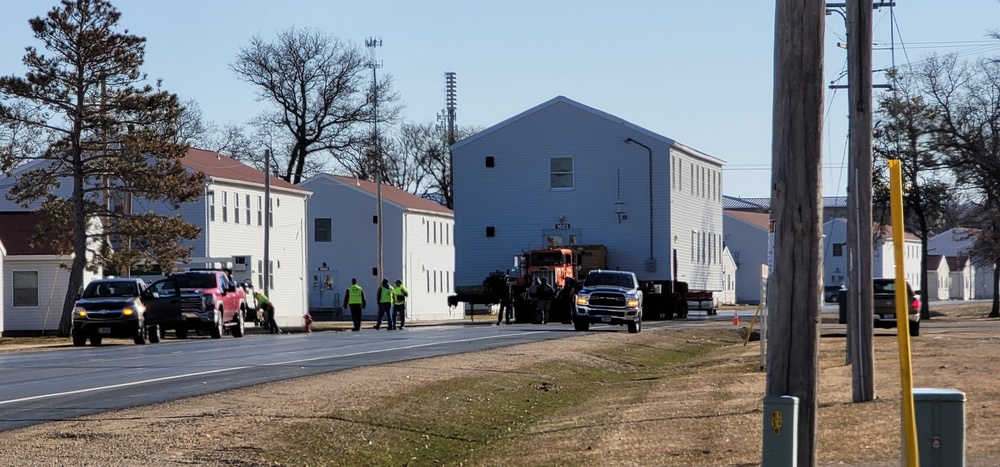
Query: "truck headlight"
123 307 135 316
576 295 589 306
74 307 87 318
627 298 639 308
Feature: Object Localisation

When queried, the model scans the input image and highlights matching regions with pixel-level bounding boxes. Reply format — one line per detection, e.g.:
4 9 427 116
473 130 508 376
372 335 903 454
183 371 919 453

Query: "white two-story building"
450 96 726 294
299 174 456 322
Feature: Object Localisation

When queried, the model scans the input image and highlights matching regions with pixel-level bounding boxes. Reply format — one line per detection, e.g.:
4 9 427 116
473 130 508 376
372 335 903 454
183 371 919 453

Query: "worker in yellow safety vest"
342 278 366 331
392 279 409 329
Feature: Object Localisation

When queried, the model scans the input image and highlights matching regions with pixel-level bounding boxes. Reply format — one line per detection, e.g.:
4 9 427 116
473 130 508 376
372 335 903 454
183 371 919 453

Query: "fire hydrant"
304 313 314 333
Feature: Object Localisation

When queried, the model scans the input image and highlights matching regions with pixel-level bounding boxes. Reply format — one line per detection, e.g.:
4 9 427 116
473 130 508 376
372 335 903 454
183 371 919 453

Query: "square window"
13 271 39 307
486 226 495 237
833 243 843 257
486 156 495 168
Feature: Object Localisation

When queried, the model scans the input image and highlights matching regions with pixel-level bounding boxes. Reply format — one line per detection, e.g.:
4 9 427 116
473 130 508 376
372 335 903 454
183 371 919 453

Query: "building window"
208 191 215 222
222 191 228 223
269 197 274 227
13 271 38 307
833 243 843 257
486 226 495 237
245 194 251 225
257 196 263 226
234 193 241 224
486 156 495 168
315 218 332 242
550 157 574 189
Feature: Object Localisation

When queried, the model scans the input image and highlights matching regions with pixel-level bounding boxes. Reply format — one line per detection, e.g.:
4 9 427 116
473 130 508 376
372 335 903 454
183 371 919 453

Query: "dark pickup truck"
873 278 920 337
72 278 151 346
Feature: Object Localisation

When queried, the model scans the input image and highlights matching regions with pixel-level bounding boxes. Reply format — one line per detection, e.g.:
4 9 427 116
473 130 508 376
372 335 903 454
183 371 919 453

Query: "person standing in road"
343 278 366 331
392 279 409 329
374 279 395 330
255 291 282 334
534 277 555 324
496 276 513 325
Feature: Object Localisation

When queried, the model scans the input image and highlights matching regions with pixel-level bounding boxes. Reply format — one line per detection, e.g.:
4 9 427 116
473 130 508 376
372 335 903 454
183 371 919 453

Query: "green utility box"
913 388 966 467
762 395 798 467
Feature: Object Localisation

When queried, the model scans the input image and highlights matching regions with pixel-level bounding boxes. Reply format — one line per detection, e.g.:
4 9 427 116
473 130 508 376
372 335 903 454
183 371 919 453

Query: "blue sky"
2 1 999 198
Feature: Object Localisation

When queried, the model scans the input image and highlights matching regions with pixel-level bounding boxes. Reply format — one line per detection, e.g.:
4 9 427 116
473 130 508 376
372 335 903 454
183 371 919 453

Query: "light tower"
366 36 384 283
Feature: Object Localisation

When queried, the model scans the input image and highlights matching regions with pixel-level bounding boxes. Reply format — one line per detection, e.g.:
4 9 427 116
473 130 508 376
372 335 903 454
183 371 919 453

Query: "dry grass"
0 303 999 466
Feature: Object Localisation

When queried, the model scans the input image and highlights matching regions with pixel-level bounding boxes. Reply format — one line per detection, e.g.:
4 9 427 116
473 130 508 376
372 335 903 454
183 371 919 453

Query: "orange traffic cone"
733 310 740 326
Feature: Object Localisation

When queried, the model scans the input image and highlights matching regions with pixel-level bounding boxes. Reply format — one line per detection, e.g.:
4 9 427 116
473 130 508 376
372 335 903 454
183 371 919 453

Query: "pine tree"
0 0 204 336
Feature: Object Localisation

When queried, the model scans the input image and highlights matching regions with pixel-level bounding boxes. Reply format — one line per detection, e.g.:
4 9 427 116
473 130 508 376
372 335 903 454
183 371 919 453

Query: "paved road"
0 317 736 433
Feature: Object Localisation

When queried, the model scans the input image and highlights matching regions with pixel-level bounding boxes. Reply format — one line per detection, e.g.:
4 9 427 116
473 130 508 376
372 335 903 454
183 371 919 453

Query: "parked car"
873 278 920 337
143 269 247 339
824 285 843 303
72 278 151 347
573 270 643 333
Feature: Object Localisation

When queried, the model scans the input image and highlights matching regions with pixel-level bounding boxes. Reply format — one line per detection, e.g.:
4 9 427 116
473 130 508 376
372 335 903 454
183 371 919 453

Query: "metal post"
263 149 271 293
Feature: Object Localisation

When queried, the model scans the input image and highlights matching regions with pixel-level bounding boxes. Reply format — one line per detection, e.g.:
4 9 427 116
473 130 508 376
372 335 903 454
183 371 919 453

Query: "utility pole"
768 1 825 465
264 148 271 294
366 37 383 283
845 0 876 403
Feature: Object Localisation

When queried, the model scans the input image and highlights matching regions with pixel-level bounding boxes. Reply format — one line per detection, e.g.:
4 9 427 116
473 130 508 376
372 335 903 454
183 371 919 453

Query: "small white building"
719 246 737 305
947 256 975 301
0 212 101 335
723 210 770 304
823 219 923 287
925 255 950 301
450 96 726 293
0 149 312 331
299 174 456 322
928 227 993 299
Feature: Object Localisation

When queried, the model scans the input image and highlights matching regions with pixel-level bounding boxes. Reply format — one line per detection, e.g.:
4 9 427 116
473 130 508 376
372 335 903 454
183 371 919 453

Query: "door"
542 228 582 248
309 270 339 309
143 279 182 326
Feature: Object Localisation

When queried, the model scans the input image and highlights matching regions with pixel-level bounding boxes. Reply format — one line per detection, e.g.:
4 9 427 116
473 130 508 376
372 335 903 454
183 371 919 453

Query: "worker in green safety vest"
342 278 366 331
392 279 409 329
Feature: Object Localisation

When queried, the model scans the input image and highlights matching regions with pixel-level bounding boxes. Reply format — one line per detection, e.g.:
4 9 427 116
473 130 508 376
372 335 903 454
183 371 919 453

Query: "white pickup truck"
573 270 643 333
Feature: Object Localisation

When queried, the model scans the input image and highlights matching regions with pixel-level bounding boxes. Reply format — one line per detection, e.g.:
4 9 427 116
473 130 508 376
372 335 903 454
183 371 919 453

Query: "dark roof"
723 195 848 211
329 175 452 216
926 254 944 270
182 148 306 193
946 256 969 272
0 212 61 255
724 210 770 230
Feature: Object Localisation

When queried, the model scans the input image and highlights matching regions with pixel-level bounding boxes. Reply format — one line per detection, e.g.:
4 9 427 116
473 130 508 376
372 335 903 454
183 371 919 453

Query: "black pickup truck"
873 278 920 337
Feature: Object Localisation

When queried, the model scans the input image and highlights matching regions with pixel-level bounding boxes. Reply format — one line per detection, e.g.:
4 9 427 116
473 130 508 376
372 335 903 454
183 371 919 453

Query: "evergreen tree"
0 0 203 336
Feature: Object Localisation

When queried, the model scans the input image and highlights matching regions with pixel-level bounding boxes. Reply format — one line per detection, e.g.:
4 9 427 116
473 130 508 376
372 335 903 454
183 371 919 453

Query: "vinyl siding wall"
454 101 726 288
3 257 100 333
403 212 457 321
724 216 768 304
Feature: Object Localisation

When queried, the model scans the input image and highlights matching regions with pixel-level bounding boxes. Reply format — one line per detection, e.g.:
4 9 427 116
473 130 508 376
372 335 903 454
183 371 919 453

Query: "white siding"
300 175 457 323
452 98 724 291
725 215 769 304
3 257 99 332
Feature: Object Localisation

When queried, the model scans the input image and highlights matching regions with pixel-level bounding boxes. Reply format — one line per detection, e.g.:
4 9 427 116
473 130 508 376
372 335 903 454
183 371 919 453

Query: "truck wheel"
72 332 86 347
210 309 223 339
133 325 146 345
176 328 188 339
148 325 160 343
232 308 246 338
574 320 590 331
909 320 920 337
628 318 641 333
90 335 102 346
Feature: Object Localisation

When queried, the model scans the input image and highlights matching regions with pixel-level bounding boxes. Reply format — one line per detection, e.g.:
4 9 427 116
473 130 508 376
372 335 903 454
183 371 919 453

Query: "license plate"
601 317 612 323
99 327 111 334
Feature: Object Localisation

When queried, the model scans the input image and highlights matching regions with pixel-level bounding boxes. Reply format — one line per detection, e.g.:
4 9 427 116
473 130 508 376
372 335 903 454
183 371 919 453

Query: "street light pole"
624 137 655 273
366 37 383 283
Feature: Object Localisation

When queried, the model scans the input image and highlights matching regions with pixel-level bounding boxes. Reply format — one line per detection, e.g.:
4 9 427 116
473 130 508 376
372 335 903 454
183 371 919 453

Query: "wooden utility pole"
768 1 825 465
845 0 876 403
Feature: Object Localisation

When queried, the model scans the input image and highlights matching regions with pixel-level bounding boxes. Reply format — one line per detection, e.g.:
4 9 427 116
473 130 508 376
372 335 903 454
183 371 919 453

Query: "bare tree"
919 54 1000 316
231 28 398 184
872 68 955 320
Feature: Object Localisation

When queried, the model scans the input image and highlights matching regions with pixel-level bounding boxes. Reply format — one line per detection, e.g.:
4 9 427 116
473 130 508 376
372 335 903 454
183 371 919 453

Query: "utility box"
762 395 798 467
913 388 966 467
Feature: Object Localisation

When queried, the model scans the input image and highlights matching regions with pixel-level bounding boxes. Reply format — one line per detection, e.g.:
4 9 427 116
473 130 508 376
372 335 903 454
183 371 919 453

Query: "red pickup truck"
143 269 247 340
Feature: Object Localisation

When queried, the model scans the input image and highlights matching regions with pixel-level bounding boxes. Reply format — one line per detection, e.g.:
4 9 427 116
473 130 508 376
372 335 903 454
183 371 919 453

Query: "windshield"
82 281 139 298
174 273 219 289
583 273 634 288
529 252 567 266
